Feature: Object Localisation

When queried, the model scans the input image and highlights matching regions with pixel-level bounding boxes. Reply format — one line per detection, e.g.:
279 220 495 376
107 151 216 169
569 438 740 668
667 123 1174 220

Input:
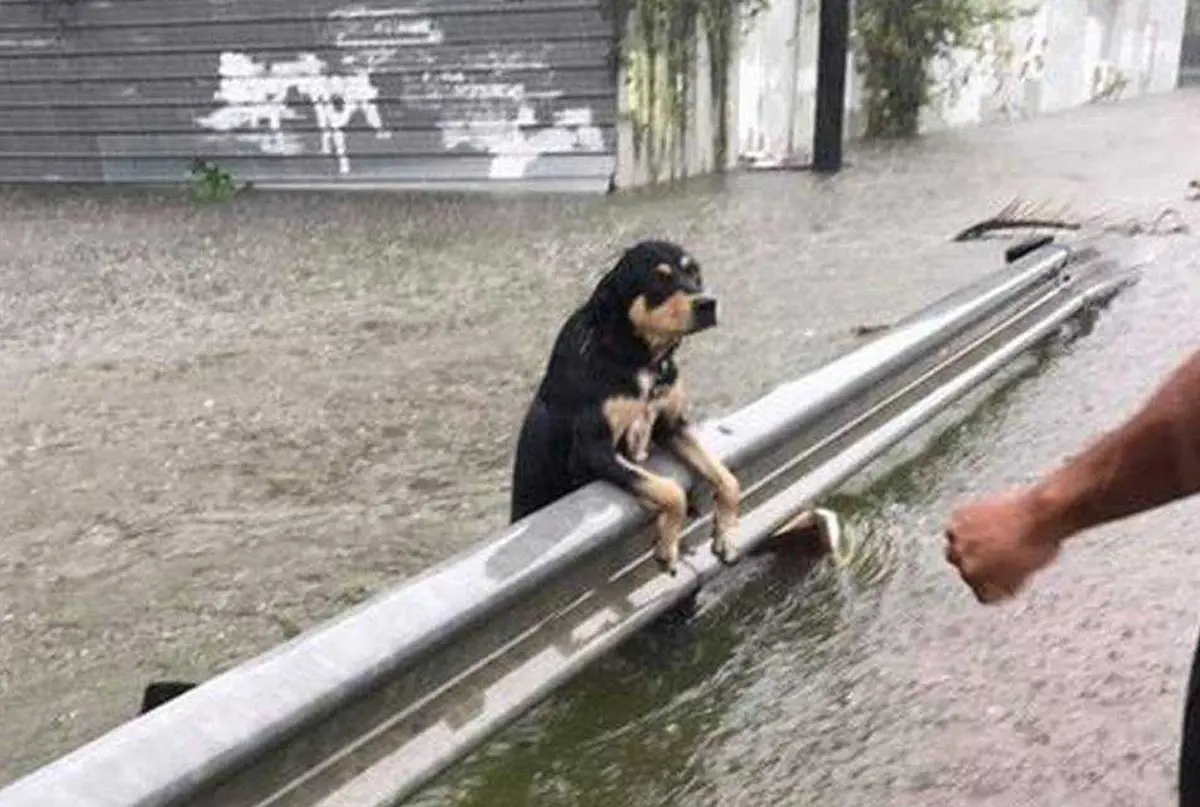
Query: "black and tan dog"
510 240 741 575
135 242 737 716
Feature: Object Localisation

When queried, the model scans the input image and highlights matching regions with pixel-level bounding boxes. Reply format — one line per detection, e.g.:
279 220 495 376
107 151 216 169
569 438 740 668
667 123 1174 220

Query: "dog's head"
590 240 717 354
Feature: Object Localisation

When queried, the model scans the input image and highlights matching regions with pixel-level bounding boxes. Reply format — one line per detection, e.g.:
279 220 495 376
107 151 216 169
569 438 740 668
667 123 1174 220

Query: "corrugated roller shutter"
0 0 618 192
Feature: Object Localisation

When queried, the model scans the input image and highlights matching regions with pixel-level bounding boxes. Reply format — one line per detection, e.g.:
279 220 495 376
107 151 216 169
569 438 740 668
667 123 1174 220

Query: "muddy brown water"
1 91 1199 803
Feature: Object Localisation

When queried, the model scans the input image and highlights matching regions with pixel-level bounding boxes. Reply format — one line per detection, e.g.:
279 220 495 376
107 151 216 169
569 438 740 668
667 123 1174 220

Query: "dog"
134 242 735 715
510 239 742 575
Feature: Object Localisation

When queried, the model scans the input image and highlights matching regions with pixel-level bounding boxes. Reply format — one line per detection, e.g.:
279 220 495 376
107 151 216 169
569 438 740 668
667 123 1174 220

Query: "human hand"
944 489 1064 604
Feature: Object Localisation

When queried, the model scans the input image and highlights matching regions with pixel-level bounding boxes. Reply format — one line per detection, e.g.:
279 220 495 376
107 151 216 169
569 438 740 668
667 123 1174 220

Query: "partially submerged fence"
0 235 1151 807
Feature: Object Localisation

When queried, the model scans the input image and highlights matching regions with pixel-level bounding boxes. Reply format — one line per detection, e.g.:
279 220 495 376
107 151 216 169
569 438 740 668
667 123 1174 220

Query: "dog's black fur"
510 240 742 574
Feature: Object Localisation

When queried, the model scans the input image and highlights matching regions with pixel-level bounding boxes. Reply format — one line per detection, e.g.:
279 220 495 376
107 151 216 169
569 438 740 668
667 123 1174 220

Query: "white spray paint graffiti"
441 103 605 179
196 51 391 172
425 58 605 180
327 4 444 72
196 5 438 173
329 4 444 49
196 4 607 179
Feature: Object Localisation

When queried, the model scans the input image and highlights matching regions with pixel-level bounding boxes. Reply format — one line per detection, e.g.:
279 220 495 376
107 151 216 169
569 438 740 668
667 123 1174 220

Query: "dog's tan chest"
602 369 683 463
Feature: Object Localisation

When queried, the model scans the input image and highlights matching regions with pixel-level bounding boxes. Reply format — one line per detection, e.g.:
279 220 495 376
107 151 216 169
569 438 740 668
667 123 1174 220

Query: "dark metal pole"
812 0 851 172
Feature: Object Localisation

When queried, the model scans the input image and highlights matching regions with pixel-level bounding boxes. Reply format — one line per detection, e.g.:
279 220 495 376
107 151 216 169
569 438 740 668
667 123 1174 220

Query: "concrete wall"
737 0 1188 164
5 0 1181 191
737 0 823 165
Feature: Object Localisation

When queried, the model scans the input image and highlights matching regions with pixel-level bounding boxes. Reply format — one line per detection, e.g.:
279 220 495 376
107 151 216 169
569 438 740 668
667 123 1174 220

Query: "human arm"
945 346 1200 603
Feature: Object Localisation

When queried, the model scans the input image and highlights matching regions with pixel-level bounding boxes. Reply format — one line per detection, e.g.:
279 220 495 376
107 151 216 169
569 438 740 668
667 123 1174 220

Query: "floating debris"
952 197 1082 242
954 196 1190 241
851 323 892 338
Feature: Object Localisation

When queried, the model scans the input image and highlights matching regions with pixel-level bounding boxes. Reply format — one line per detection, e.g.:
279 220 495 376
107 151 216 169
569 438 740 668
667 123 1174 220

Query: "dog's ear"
589 271 618 317
588 248 636 321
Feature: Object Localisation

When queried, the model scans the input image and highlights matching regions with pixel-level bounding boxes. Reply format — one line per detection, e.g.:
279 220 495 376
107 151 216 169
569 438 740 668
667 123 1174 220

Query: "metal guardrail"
0 236 1151 807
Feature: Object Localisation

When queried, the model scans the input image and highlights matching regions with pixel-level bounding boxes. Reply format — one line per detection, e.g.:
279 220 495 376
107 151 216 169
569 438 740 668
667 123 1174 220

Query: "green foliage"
615 0 768 179
187 158 245 205
853 0 1032 139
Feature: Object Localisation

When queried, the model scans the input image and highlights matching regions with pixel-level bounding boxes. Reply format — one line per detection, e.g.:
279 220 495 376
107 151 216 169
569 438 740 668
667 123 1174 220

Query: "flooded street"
416 234 1200 807
1 89 1199 796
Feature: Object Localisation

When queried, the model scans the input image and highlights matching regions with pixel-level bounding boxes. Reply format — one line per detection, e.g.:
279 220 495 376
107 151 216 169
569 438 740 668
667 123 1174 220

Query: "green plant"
853 0 1032 139
613 0 767 179
1089 66 1130 103
188 158 243 205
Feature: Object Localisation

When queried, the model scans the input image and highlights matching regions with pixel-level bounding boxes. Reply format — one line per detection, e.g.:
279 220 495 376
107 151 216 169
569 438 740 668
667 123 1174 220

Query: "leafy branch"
853 0 1034 139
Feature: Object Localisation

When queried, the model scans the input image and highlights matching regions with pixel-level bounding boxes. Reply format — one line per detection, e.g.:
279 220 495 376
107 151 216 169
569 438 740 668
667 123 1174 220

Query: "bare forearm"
1030 348 1200 542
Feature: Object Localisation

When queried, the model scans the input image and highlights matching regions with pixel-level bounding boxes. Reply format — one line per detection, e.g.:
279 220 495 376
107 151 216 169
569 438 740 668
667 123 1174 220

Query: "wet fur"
510 240 741 574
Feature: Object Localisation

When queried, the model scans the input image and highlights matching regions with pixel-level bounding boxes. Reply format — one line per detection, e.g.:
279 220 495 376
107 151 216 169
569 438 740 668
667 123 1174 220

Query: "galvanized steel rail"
0 236 1150 807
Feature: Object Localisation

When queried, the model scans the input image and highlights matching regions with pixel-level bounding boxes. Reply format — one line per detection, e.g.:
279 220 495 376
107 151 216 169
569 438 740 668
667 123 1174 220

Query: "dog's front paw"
653 539 680 577
711 526 741 567
654 554 680 576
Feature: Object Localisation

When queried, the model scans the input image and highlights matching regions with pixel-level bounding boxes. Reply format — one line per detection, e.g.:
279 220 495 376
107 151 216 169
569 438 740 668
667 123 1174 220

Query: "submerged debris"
952 198 1082 242
851 323 893 338
954 196 1191 242
1102 207 1189 236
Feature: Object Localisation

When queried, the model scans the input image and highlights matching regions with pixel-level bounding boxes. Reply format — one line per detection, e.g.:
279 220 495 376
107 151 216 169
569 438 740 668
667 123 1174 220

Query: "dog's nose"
691 294 718 331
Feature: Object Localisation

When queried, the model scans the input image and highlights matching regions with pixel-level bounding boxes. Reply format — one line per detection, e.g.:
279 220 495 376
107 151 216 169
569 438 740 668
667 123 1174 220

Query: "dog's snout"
691 294 718 331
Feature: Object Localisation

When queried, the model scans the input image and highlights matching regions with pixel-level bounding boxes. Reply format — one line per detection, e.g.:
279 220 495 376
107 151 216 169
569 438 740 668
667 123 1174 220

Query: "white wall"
736 0 1188 164
736 0 821 164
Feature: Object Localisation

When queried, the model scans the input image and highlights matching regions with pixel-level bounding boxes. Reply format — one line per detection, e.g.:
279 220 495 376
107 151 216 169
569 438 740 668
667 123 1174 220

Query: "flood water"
1 90 1198 798
414 233 1200 806
408 97 1200 807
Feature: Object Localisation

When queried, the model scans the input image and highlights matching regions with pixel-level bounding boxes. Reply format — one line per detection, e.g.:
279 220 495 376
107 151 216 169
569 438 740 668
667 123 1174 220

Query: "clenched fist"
944 489 1065 603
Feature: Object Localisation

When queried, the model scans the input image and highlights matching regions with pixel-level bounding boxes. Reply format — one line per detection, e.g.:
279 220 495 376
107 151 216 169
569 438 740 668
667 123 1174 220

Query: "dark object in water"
139 680 197 715
1004 234 1057 264
851 323 892 338
953 198 1082 242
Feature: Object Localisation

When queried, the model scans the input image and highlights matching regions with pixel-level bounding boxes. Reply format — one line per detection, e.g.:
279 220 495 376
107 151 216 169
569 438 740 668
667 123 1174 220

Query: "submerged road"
415 235 1200 807
0 90 1199 798
409 97 1200 805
